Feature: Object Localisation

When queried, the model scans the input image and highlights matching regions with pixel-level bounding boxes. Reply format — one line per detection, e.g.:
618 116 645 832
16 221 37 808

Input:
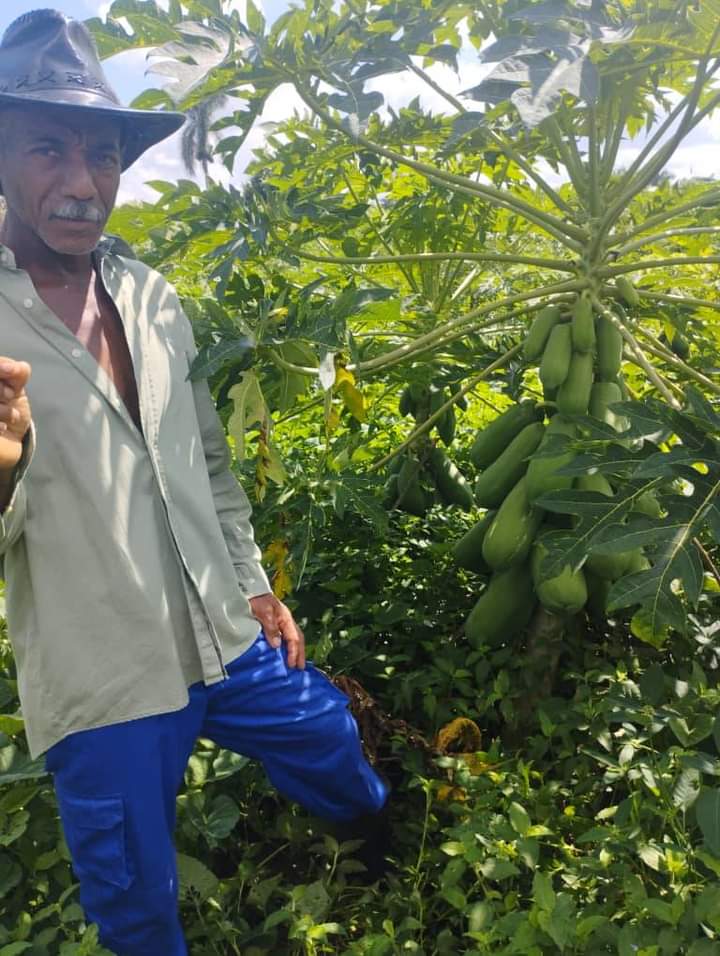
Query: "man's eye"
93 153 120 167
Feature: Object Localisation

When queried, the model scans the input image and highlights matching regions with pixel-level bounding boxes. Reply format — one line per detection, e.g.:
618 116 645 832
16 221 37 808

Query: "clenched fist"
0 358 32 477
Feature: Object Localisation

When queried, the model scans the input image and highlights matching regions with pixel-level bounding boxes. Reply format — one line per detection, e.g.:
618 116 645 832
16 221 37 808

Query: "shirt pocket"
56 790 132 890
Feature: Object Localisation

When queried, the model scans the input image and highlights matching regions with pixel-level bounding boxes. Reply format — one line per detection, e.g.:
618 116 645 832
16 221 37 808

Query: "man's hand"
249 592 306 669
0 358 32 475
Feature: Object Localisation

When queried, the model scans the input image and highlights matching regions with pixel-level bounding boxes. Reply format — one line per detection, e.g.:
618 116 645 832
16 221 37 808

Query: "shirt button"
71 347 82 358
23 298 33 308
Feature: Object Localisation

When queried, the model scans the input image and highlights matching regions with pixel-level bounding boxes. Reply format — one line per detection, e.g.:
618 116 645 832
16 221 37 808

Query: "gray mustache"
51 201 103 223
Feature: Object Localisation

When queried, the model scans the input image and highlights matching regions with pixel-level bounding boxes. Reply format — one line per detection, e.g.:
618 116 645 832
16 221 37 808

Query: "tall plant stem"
290 80 587 249
291 248 578 273
592 298 680 407
634 329 720 398
351 278 584 374
266 348 319 377
600 256 720 278
587 105 602 219
614 226 720 257
599 101 627 184
370 344 523 472
405 61 578 219
544 117 586 196
602 37 720 231
607 188 720 248
611 95 690 200
606 287 720 314
342 170 420 295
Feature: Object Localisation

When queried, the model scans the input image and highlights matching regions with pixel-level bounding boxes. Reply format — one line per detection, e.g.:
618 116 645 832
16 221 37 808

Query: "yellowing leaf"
228 372 268 461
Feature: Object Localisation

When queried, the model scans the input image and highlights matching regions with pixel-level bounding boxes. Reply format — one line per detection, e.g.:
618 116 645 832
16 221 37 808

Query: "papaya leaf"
187 335 255 381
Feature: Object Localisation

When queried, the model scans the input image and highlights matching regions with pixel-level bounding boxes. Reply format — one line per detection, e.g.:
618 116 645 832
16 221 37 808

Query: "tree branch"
351 277 584 374
613 226 720 257
291 248 578 273
290 80 588 249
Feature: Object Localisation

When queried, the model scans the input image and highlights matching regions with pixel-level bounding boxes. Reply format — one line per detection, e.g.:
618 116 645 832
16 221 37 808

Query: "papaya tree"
91 0 720 666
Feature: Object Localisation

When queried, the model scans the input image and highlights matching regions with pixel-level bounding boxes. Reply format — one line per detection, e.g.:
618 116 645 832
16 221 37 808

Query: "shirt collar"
0 235 132 273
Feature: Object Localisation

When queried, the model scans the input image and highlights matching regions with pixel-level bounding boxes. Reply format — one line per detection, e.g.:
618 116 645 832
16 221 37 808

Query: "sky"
1 1 719 207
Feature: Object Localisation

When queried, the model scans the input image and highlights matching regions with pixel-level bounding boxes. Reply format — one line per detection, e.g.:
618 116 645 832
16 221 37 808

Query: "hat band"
0 68 115 100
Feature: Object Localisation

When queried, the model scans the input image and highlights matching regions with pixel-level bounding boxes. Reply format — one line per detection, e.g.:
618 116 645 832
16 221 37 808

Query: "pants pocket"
56 790 132 891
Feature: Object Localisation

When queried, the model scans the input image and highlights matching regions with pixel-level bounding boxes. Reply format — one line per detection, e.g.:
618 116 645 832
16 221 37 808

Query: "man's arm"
180 313 305 667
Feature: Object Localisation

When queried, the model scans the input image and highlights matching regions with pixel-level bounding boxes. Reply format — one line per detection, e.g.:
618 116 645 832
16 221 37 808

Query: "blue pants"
45 633 388 955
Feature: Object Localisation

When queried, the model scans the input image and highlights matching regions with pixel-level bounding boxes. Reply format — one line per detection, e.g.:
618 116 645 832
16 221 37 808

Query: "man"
0 10 388 955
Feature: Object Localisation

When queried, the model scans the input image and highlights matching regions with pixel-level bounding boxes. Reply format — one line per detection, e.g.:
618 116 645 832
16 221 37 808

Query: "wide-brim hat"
0 9 185 172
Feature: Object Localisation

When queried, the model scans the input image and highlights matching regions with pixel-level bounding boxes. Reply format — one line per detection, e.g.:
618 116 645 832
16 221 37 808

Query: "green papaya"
428 446 474 511
482 476 542 570
557 351 594 416
586 547 632 581
616 276 640 308
589 381 627 432
596 316 623 381
531 542 587 614
571 291 595 353
436 406 456 445
470 402 541 469
671 331 690 360
577 472 614 497
388 454 404 476
625 549 650 574
474 422 545 509
399 387 415 417
524 304 562 361
540 324 573 391
525 417 577 502
398 456 421 496
634 491 662 518
465 563 536 648
453 510 496 573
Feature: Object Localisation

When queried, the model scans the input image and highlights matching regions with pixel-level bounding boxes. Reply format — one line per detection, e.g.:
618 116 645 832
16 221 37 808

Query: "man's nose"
60 155 97 200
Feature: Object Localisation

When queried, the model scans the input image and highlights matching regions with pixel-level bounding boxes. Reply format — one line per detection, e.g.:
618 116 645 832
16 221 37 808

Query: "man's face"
0 105 123 256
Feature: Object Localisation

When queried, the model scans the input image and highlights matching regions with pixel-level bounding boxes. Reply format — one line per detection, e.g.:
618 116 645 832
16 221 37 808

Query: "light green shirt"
0 240 271 758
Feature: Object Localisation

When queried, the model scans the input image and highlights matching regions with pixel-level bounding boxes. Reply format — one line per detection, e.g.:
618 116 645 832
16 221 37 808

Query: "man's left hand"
249 593 306 670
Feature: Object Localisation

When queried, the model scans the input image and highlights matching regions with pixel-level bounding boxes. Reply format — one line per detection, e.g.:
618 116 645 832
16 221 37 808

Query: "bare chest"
39 278 142 429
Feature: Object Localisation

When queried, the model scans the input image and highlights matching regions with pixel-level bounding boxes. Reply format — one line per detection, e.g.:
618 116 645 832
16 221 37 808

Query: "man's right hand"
0 358 32 476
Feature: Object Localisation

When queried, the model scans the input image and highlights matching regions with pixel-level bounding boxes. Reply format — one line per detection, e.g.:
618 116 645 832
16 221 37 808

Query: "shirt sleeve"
179 304 272 600
0 421 35 557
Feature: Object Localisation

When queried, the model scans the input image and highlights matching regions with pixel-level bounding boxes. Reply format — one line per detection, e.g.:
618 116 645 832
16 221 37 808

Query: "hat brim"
0 89 186 171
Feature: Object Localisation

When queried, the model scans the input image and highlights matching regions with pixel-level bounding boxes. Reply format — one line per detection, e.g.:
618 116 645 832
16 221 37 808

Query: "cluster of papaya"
384 382 473 515
455 286 658 649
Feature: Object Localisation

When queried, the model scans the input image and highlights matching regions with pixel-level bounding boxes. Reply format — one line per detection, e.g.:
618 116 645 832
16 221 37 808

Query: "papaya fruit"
577 471 614 497
453 510 496 573
428 446 474 510
474 422 545 509
557 351 594 416
482 476 542 571
586 547 632 581
437 406 456 445
531 542 587 614
539 324 572 391
399 387 415 417
671 331 690 360
470 402 541 469
596 316 623 381
571 291 595 353
525 417 577 502
616 276 640 308
589 381 627 433
465 563 536 648
524 304 562 361
625 549 650 574
634 490 662 519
